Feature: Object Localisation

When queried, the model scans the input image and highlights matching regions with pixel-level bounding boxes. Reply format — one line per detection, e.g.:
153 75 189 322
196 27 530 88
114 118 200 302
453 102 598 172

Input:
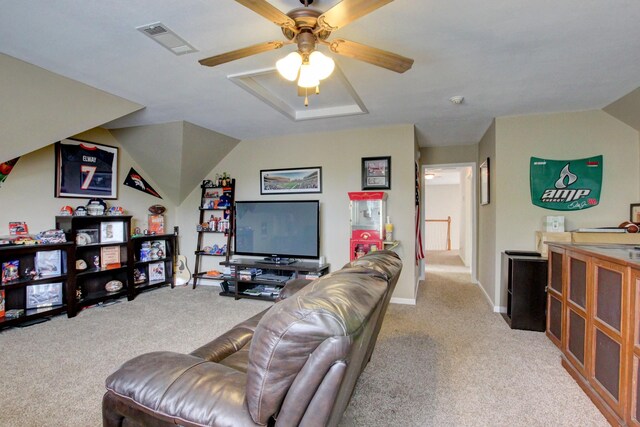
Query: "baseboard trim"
475 279 505 313
390 297 417 305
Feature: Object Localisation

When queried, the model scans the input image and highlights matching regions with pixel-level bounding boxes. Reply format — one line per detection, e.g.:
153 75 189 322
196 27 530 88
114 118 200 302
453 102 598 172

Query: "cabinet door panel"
550 250 563 293
568 309 586 368
633 357 640 425
594 328 621 402
548 294 563 343
596 267 622 332
569 257 587 309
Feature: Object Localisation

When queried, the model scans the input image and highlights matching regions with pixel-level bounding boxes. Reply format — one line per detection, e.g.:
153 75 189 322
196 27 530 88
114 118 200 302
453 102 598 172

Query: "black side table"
501 251 548 331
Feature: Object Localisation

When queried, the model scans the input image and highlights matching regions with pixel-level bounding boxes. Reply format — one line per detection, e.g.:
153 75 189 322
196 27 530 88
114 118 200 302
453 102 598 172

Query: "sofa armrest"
104 351 259 427
275 278 313 302
190 308 268 362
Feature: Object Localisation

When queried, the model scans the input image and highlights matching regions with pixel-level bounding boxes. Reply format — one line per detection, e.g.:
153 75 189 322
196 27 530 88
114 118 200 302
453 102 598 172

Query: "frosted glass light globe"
297 63 320 88
309 51 335 80
276 52 302 81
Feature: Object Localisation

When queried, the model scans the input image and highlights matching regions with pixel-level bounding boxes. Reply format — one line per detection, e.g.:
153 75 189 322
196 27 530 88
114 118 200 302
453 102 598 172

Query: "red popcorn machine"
348 191 387 260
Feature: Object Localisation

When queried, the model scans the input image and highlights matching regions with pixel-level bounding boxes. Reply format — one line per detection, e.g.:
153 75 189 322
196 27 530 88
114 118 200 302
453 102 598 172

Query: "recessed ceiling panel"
228 65 368 121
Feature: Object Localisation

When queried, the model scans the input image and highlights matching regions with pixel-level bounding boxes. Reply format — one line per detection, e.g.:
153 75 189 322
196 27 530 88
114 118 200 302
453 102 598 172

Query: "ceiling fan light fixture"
309 51 335 80
297 63 320 88
276 51 303 81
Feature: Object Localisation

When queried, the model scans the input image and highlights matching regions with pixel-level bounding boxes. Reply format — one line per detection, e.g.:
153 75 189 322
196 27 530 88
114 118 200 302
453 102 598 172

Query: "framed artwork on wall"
631 204 640 223
260 167 322 195
55 138 118 199
480 158 490 205
362 156 391 190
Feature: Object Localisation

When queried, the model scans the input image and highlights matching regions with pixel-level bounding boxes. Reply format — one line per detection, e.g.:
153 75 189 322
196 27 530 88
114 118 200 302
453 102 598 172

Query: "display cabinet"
547 245 565 348
628 268 640 426
192 179 235 288
546 243 640 426
131 232 175 295
56 215 133 309
348 191 386 261
0 242 74 328
219 258 329 301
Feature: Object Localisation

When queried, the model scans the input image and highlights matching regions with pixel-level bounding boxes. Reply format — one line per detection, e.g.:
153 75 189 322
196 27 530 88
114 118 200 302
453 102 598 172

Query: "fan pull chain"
316 85 320 95
304 87 309 107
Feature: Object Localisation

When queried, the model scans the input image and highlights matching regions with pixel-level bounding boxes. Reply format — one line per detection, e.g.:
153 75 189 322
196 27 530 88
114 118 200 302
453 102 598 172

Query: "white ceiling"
1 0 639 147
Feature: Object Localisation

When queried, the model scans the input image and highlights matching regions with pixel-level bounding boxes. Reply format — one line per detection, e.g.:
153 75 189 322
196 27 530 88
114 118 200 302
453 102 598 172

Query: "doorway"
422 163 476 280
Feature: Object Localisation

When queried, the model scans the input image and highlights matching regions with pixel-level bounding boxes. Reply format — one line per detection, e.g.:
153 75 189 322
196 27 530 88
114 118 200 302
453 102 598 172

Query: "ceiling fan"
198 0 414 81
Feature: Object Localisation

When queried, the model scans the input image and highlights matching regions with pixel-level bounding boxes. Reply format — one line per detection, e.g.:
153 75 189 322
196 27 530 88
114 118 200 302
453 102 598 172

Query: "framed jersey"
55 138 118 199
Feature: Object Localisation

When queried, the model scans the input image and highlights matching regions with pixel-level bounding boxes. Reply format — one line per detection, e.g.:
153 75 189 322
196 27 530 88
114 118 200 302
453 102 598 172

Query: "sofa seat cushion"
105 351 259 427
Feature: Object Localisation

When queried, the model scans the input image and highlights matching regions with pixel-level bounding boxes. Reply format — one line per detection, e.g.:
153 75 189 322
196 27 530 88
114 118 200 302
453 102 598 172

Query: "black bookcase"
501 251 548 331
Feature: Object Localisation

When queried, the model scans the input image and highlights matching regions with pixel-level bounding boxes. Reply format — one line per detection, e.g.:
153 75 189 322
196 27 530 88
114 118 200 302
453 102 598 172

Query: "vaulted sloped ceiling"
603 87 640 132
0 53 142 162
110 121 239 205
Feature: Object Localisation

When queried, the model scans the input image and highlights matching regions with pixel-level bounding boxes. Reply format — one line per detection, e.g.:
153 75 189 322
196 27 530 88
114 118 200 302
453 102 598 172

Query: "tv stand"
260 257 296 265
220 258 330 301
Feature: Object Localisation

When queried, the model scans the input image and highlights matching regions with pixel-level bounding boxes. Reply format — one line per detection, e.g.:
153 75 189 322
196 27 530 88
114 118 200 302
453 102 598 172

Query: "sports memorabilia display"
55 139 118 199
123 167 162 198
530 155 603 211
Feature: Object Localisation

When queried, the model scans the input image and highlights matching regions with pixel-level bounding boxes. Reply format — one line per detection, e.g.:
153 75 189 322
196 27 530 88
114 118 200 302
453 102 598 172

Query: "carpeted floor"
0 251 608 426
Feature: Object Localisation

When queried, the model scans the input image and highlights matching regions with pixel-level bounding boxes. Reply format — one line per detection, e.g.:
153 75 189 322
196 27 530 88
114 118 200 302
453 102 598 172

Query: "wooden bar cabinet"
546 243 640 426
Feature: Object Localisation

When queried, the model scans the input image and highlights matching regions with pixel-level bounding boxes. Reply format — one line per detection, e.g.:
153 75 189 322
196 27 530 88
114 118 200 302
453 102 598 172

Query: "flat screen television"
234 200 320 263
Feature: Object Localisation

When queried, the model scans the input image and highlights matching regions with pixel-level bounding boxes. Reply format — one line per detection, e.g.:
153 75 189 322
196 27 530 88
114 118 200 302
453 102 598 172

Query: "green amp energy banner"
530 155 602 211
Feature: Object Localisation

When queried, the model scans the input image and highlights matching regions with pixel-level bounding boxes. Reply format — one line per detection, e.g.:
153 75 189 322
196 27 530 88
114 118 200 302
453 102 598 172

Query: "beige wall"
0 53 141 162
177 124 418 302
477 120 497 307
420 144 478 166
491 110 640 307
459 167 473 267
0 128 172 236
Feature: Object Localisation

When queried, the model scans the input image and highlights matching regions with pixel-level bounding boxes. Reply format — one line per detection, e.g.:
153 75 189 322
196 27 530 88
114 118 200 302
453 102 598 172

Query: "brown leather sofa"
102 251 402 427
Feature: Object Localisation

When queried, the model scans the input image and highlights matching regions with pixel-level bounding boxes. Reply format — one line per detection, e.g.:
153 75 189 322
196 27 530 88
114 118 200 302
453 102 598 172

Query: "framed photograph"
76 228 99 246
100 222 124 243
147 214 165 234
480 158 490 205
35 250 62 277
631 204 640 223
362 156 391 190
55 138 118 199
260 167 322 195
148 261 165 282
100 246 121 269
1 260 19 283
26 282 63 309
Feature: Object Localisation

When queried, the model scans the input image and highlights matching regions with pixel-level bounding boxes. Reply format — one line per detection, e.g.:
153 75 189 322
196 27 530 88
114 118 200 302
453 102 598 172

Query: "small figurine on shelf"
93 255 100 269
24 267 39 280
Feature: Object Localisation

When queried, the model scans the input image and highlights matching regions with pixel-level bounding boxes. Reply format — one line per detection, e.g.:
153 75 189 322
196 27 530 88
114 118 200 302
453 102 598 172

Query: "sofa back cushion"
245 269 388 424
344 250 402 285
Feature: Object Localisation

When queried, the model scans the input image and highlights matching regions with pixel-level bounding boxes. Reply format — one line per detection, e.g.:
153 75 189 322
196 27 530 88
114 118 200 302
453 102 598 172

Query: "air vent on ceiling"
136 22 198 56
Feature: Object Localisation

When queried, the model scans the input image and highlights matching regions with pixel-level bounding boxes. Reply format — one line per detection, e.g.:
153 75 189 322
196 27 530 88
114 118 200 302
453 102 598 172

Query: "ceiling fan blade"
235 0 296 30
317 0 393 31
198 41 285 67
328 39 413 73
